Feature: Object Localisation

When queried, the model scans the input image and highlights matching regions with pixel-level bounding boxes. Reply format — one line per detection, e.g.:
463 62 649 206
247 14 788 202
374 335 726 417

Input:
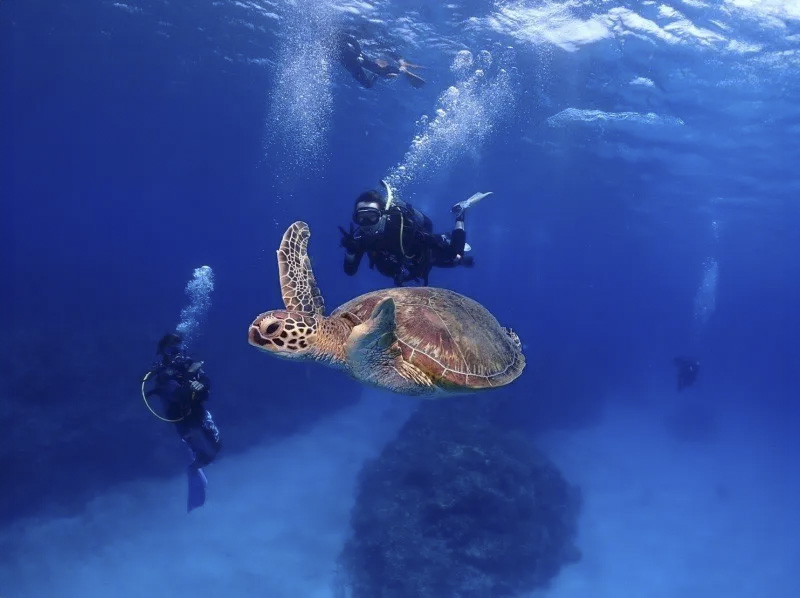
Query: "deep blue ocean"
3 1 800 596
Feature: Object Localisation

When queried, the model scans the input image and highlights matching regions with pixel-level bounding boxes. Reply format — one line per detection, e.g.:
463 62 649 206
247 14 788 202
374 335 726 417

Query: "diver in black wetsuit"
338 33 426 89
143 333 221 512
674 357 700 391
339 182 485 286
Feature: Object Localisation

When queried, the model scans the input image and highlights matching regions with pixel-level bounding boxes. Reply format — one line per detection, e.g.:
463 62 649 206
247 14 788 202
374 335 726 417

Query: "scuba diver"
142 333 221 512
339 180 492 286
674 357 700 391
338 33 426 89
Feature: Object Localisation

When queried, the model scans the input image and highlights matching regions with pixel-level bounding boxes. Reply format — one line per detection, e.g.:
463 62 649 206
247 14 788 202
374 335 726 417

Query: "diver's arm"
340 225 364 275
189 380 209 399
344 250 364 275
194 372 211 398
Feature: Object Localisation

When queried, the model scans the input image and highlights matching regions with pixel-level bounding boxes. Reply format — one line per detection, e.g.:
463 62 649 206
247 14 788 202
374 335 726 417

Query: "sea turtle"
248 222 525 397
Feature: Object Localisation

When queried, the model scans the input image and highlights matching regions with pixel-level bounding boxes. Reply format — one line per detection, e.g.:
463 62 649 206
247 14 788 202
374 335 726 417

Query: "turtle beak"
249 326 266 347
248 311 312 359
249 315 270 347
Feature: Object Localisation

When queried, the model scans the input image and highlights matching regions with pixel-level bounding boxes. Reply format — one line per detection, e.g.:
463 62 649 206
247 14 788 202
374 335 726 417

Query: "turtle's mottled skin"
248 222 525 397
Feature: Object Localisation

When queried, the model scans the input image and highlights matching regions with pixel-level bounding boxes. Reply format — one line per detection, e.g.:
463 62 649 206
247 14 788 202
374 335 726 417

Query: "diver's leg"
422 263 431 285
180 436 207 512
187 409 221 468
393 270 405 287
451 218 467 257
183 409 221 512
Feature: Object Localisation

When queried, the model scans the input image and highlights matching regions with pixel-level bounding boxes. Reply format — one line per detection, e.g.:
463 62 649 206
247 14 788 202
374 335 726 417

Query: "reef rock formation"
339 399 581 598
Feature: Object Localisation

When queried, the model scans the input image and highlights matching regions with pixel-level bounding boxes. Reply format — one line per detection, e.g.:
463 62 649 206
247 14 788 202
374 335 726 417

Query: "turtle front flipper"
277 222 325 315
354 297 397 351
345 298 437 395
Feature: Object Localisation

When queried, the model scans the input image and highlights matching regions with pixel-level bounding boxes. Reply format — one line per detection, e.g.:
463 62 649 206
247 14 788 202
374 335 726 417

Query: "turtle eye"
265 322 281 335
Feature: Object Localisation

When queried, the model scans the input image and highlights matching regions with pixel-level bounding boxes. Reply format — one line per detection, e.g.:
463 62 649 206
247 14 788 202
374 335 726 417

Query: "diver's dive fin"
399 60 427 87
399 59 425 69
187 466 208 513
452 191 494 216
402 69 426 88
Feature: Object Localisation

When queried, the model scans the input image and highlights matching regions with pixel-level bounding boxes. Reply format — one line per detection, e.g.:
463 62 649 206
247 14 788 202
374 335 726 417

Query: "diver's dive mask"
354 204 382 226
161 345 182 362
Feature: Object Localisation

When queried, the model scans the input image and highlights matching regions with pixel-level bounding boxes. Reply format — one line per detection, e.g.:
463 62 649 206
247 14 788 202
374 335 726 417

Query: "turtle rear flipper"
277 221 325 315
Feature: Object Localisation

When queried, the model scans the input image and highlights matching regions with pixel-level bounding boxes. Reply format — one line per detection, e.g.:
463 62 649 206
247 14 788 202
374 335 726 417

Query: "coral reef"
340 399 582 598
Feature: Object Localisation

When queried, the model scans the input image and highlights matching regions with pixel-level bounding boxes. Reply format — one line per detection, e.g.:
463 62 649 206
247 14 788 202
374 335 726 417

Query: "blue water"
3 1 800 596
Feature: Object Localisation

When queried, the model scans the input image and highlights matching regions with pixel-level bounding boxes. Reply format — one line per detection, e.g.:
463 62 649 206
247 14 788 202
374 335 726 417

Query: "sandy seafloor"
539 395 799 598
1 391 797 598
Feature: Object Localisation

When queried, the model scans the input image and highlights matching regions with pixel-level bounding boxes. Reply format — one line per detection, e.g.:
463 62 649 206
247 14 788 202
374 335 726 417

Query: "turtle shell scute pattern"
333 287 525 389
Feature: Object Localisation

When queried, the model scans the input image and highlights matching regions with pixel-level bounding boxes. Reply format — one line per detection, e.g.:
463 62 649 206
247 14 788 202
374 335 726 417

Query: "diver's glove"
190 380 205 393
339 225 359 253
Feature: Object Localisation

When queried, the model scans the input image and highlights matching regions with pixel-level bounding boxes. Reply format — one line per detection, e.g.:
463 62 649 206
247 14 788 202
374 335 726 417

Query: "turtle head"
248 310 320 359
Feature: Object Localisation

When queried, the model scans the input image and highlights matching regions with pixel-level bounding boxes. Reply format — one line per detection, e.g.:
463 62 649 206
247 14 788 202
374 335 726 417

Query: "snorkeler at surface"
338 33 426 89
339 180 492 286
674 357 700 391
142 333 221 512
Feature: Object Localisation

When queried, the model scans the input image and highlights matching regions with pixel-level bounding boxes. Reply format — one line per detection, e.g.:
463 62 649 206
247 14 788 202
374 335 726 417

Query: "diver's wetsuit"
338 34 424 89
339 34 379 89
343 200 468 286
147 354 221 468
429 226 469 268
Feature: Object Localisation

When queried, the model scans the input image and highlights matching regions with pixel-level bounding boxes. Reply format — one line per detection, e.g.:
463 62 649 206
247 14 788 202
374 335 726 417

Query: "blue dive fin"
187 466 208 513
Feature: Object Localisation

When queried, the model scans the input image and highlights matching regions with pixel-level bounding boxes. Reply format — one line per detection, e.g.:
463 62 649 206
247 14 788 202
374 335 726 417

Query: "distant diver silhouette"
142 332 221 512
673 357 699 391
338 33 426 89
